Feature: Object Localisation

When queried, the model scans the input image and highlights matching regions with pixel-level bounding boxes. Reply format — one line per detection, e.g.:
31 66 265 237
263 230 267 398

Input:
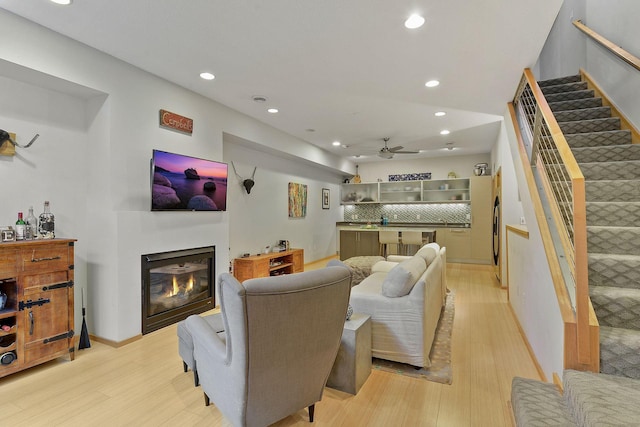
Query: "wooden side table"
327 313 371 394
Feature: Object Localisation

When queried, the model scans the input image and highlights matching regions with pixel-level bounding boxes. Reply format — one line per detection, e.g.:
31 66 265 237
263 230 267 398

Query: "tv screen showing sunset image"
151 150 228 211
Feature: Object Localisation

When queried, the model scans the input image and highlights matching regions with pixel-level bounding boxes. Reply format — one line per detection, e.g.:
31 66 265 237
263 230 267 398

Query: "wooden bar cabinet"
0 239 76 378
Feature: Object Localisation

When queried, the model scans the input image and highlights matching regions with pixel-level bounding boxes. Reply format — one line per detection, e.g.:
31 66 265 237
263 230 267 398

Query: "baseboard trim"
508 301 547 382
90 334 142 348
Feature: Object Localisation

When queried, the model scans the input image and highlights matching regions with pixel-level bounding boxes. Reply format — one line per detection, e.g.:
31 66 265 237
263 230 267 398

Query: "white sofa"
349 243 446 368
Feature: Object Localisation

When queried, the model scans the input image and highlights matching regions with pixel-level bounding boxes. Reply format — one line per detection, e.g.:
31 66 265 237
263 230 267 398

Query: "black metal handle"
29 311 34 335
42 281 74 291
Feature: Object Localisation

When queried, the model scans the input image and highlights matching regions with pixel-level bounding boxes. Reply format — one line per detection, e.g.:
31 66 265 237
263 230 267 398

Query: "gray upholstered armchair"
186 265 352 426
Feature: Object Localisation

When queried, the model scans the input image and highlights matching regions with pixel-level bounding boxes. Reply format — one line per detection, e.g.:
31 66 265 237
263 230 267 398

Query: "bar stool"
401 231 424 256
379 230 401 258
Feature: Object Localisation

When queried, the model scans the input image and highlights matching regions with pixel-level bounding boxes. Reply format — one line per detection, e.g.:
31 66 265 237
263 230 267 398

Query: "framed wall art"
322 188 330 209
288 182 308 218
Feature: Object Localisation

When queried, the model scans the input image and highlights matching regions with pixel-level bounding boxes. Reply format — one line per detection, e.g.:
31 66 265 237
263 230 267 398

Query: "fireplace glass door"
142 246 215 334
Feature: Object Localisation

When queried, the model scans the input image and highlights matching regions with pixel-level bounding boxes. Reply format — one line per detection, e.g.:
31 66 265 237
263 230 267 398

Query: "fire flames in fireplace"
169 274 194 297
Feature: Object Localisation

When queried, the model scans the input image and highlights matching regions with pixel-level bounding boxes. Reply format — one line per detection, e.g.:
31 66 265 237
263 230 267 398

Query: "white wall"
224 139 343 264
0 10 350 342
585 0 640 129
497 106 566 380
537 0 639 128
537 0 587 80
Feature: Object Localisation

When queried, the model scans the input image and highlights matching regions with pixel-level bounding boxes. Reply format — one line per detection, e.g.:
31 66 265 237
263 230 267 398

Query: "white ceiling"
0 0 562 163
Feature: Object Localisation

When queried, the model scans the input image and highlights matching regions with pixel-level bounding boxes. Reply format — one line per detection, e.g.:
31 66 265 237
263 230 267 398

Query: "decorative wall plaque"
159 109 193 135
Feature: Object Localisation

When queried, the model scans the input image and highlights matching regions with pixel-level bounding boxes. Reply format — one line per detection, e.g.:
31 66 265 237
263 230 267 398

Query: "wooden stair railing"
511 69 599 372
573 20 640 73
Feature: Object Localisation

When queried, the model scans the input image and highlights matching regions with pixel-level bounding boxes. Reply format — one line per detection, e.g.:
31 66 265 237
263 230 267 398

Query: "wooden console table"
233 248 304 282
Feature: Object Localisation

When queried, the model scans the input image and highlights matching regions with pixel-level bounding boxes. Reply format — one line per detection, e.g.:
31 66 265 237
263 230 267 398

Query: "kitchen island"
336 222 490 264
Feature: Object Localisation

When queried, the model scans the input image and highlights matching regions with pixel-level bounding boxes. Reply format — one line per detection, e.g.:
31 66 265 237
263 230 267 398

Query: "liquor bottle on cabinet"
15 212 26 241
38 201 55 239
25 206 37 240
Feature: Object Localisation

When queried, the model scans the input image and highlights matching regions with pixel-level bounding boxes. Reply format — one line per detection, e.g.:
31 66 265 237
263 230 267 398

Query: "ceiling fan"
378 137 419 159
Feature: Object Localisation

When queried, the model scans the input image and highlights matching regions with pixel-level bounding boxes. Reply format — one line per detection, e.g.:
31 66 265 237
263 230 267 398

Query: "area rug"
372 290 455 384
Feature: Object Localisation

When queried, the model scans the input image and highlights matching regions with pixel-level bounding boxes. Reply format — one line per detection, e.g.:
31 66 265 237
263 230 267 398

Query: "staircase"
538 74 640 379
512 74 640 425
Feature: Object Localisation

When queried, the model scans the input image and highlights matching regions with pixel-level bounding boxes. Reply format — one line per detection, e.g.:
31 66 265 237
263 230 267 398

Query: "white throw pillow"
381 256 427 297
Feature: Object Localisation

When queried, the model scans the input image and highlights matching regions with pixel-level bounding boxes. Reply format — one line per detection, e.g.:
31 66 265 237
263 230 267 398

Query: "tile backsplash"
344 203 470 224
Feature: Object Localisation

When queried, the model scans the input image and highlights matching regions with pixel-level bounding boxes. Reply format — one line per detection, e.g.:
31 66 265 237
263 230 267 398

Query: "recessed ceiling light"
332 141 341 146
440 130 450 135
435 111 446 117
404 14 425 29
306 128 316 132
425 80 440 88
50 0 72 4
267 108 279 114
199 72 215 80
252 95 267 102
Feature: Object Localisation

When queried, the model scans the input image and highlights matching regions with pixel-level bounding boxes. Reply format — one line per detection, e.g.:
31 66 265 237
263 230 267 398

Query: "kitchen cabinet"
341 178 470 205
340 183 378 204
469 176 493 263
0 239 75 378
378 181 422 203
339 230 379 260
436 228 471 261
422 178 470 203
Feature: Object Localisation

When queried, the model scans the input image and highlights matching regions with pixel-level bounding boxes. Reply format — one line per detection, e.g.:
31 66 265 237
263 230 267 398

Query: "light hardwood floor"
0 262 541 426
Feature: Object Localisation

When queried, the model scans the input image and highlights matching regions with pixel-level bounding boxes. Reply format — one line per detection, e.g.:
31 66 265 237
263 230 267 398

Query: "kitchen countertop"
336 222 469 229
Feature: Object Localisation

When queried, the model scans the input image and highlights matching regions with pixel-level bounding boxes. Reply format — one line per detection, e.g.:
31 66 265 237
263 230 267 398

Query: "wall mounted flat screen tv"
151 149 228 211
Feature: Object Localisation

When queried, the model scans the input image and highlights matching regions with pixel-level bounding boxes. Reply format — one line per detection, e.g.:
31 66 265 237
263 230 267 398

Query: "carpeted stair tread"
590 286 640 331
589 253 640 289
543 144 640 164
564 130 632 148
541 81 588 95
579 160 640 180
587 226 640 255
548 97 603 112
548 160 640 181
571 144 640 163
553 106 612 123
599 326 640 378
559 117 621 134
584 180 640 202
563 369 640 425
511 377 576 427
538 74 582 87
544 89 595 103
586 201 640 227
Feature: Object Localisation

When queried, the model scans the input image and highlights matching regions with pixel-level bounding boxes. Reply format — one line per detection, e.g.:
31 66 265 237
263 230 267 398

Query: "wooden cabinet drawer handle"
31 255 62 263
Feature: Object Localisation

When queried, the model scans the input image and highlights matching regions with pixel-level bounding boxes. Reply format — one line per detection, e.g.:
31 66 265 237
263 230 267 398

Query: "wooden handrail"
574 20 640 72
514 69 595 369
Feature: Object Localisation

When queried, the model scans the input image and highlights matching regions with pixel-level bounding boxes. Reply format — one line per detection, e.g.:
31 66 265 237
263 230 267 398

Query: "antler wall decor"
0 129 39 148
231 161 257 194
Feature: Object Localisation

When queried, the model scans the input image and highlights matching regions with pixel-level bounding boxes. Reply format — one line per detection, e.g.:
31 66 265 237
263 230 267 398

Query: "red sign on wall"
159 109 193 135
